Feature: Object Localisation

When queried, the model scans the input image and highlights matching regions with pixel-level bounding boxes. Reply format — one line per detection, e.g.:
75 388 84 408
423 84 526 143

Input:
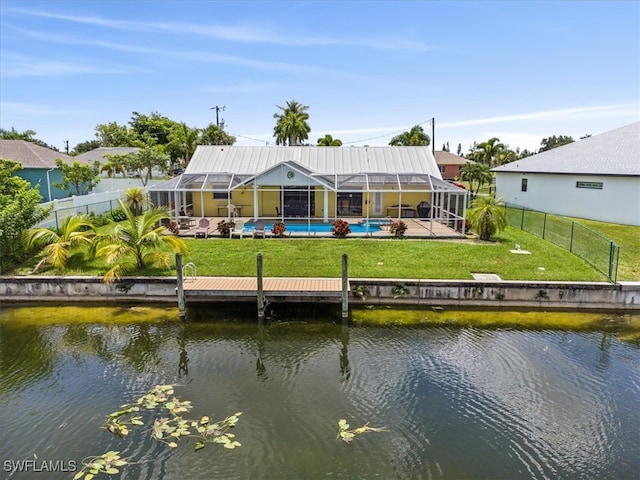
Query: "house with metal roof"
0 140 76 201
492 122 640 226
150 145 467 234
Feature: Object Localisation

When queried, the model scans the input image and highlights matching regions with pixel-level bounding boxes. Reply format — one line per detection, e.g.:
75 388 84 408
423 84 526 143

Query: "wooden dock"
182 276 347 303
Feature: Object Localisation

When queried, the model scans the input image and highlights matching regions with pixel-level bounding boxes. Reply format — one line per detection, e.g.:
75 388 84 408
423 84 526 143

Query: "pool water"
245 221 382 233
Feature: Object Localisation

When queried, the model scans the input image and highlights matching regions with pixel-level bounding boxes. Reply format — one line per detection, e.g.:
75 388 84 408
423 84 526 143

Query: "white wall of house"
495 172 640 226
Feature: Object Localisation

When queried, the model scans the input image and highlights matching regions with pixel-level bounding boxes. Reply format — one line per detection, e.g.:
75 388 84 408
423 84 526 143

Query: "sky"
1 0 638 155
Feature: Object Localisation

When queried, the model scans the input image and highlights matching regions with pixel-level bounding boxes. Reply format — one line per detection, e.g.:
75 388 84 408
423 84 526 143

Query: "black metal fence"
504 202 620 283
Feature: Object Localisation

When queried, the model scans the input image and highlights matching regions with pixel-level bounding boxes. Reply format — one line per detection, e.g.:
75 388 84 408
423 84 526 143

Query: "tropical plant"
273 100 310 146
168 122 200 164
466 195 507 241
121 145 170 186
123 187 149 217
389 220 408 238
389 125 430 146
317 134 342 146
352 285 370 300
24 214 96 273
216 220 235 238
53 158 101 195
392 283 410 298
100 155 127 178
459 162 493 195
331 219 351 238
95 201 188 283
199 123 236 146
0 159 50 272
472 137 505 167
539 135 574 152
271 222 286 237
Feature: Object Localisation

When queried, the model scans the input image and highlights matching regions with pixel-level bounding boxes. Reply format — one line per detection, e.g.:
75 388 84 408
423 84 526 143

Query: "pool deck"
176 217 464 239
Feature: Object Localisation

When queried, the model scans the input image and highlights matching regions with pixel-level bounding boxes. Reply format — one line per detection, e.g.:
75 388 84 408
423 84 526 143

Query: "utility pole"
64 140 69 154
210 105 226 128
431 118 435 155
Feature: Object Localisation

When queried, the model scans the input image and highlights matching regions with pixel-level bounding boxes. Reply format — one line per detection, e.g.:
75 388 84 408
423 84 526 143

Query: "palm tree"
100 156 127 178
466 195 507 241
459 162 493 195
273 100 310 146
123 187 150 216
317 134 342 146
24 214 96 273
474 137 505 167
95 200 188 283
169 122 200 164
389 125 431 146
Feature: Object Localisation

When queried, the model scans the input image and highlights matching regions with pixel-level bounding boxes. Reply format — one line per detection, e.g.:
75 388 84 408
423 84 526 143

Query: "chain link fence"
505 202 620 283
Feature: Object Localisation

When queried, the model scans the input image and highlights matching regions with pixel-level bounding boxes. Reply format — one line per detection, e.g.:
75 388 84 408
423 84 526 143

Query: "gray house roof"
186 146 442 177
75 147 139 163
0 140 75 168
492 122 640 176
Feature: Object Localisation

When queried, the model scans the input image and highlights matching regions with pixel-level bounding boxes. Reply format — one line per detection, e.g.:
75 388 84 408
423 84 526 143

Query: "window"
212 192 227 200
521 178 528 192
439 165 446 173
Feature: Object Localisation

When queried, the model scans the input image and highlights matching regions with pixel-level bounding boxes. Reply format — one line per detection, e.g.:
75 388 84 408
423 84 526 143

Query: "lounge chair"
253 219 266 238
230 219 245 239
194 218 210 238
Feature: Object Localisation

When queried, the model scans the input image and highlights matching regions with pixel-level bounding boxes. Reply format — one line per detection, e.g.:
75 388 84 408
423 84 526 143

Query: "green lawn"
16 221 638 282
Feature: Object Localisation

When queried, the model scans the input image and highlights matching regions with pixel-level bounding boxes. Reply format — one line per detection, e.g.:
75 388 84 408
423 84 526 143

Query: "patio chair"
228 204 238 218
253 219 266 239
194 218 210 238
230 219 245 239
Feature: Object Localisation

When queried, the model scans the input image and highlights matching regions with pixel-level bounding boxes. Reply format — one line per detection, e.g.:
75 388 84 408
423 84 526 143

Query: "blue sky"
1 0 638 154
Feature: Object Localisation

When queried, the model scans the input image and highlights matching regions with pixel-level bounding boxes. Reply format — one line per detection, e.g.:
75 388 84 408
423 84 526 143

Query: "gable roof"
434 150 473 166
0 140 75 168
492 122 640 176
75 147 139 162
185 146 442 178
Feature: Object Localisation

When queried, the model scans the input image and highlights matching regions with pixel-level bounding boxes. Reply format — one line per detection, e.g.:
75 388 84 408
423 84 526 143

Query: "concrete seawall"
1 276 639 311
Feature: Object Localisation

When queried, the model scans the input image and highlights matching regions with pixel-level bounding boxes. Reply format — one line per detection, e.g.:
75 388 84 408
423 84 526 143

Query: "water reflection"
0 304 638 480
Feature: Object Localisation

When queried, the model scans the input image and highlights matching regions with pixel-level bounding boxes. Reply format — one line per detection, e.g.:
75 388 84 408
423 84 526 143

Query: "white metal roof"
185 146 443 177
492 122 640 176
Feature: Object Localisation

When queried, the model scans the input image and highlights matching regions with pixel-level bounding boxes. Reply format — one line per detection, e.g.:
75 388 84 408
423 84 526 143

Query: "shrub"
389 220 407 238
216 220 235 238
271 222 286 236
331 219 351 238
166 221 180 235
110 207 127 222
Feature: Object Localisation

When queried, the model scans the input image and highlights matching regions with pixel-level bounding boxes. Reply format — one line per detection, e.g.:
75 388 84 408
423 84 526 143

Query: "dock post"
341 253 349 321
257 253 265 323
176 253 186 320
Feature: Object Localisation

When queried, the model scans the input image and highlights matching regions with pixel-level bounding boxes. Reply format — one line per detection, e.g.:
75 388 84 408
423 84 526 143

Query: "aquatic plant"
336 419 388 444
352 285 370 300
392 283 410 298
74 384 242 479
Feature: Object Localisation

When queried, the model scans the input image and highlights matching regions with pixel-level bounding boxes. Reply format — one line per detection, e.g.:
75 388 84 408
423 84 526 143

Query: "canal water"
1 304 638 480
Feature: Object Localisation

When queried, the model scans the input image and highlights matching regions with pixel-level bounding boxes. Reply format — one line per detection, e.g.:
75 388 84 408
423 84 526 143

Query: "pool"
245 221 382 233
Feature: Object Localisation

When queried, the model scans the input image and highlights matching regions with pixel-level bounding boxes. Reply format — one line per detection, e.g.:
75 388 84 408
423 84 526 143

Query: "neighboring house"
0 140 75 202
150 146 467 231
434 150 474 180
492 122 640 226
76 147 139 177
